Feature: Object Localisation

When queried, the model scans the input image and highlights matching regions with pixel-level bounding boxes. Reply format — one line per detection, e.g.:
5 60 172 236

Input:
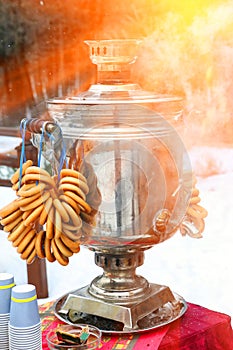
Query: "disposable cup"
9 333 41 340
0 273 15 314
9 284 40 328
9 332 41 341
9 324 42 350
0 314 9 324
9 338 41 346
9 339 41 346
9 329 41 337
0 336 9 340
9 344 41 350
0 312 10 321
9 321 41 331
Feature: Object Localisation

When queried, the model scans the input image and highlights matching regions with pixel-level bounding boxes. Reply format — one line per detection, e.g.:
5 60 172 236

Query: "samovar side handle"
22 118 57 135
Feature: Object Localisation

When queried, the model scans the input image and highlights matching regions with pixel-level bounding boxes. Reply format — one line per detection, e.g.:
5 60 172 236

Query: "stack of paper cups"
9 284 42 350
0 273 15 350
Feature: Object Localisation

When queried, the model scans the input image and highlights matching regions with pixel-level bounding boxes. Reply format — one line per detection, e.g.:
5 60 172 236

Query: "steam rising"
132 1 233 146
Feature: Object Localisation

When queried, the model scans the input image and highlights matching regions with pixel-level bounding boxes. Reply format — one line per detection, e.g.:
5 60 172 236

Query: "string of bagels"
0 161 94 266
0 120 96 266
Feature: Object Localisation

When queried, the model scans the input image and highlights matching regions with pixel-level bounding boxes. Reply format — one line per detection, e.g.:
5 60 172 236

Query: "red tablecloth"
40 301 233 349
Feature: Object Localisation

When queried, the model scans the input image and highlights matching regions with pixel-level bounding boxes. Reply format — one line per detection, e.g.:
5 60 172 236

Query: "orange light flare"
131 0 233 145
0 0 103 117
0 41 94 116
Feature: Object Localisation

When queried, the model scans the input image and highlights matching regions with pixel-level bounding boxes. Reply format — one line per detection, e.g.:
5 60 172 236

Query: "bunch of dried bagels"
0 160 93 266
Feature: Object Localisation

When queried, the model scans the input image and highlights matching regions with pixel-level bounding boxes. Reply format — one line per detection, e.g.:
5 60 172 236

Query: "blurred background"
0 0 232 146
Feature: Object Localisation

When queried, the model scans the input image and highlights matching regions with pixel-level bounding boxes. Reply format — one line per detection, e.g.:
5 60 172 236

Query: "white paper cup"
0 273 15 314
0 313 10 350
9 284 40 328
9 321 41 331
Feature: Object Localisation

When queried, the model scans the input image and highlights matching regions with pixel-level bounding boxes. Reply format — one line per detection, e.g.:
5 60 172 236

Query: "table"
40 301 233 349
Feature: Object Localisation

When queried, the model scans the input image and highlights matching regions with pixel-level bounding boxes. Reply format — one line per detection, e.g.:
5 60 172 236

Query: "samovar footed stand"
55 249 187 333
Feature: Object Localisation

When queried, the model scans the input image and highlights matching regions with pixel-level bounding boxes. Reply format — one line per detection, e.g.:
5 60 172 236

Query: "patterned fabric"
40 301 233 350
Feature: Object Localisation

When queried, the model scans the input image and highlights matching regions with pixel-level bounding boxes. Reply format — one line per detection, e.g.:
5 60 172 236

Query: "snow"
0 145 232 325
0 136 22 153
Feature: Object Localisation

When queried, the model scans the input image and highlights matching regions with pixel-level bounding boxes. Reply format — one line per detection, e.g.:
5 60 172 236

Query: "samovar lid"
47 39 182 106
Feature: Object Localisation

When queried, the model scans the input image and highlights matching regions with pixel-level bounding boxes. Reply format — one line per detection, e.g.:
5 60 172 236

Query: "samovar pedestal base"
56 283 187 332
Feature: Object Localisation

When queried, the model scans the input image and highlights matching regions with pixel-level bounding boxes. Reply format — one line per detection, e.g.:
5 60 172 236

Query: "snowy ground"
0 144 232 325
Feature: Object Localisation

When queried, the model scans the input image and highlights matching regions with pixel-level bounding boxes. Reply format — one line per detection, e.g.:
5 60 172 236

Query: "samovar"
30 39 206 333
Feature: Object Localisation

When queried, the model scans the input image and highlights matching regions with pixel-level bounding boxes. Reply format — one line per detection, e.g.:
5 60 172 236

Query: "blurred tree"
0 0 103 126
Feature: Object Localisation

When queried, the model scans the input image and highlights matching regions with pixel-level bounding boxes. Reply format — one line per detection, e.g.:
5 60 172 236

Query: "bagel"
44 237 56 262
26 248 37 264
3 214 23 233
16 183 35 196
17 229 36 254
192 204 208 219
51 239 69 266
190 196 201 204
0 200 19 219
53 198 70 223
50 188 58 200
23 173 56 189
24 203 44 226
10 160 33 185
35 230 46 259
55 237 73 258
63 191 91 214
20 191 50 212
17 182 47 198
60 233 80 253
191 188 199 197
62 228 81 242
39 197 53 226
16 192 41 207
22 209 33 221
60 176 89 195
25 166 51 178
59 183 86 201
54 209 62 239
60 169 87 184
46 206 55 239
61 201 82 228
0 208 22 226
63 222 80 231
20 235 37 260
12 179 25 192
59 194 80 214
12 227 31 248
187 205 208 219
7 222 26 242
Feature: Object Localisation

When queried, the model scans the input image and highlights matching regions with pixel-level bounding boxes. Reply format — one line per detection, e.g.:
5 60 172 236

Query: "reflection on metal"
153 209 171 233
55 287 187 334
